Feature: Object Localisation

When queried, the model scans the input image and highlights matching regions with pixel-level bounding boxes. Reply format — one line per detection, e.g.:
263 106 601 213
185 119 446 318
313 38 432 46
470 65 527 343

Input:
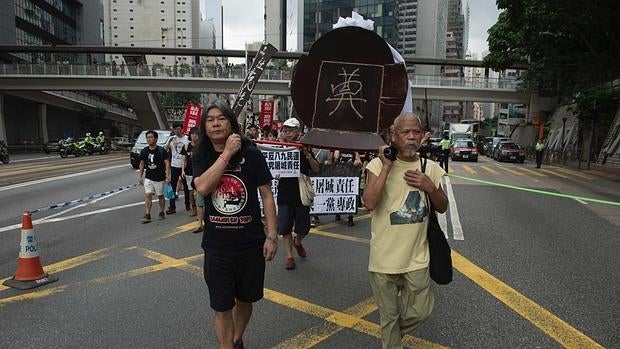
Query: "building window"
162 44 165 47
130 35 134 38
130 26 134 29
161 19 165 21
114 35 118 38
130 43 134 46
113 9 117 11
130 18 133 21
113 26 117 29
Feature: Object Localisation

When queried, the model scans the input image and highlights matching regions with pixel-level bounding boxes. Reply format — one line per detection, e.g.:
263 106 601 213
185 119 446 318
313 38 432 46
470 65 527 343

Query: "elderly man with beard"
362 112 448 349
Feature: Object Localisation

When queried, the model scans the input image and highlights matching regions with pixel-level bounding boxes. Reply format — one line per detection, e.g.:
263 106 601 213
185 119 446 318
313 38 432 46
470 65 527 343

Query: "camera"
383 146 398 161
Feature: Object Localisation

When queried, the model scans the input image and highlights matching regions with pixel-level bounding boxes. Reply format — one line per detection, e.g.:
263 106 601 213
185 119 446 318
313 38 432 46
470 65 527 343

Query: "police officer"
535 139 545 168
439 134 451 173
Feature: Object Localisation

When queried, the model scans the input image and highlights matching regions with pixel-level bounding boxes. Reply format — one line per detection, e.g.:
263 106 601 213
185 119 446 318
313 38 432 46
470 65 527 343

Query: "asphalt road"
0 153 618 348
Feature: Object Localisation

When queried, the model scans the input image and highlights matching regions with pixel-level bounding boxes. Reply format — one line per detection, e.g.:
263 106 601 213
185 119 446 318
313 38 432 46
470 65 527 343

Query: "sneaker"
158 212 165 220
284 257 296 270
233 340 244 349
185 204 191 211
192 226 203 234
347 215 354 227
141 214 151 224
335 214 341 221
165 208 176 215
294 238 307 258
310 219 317 228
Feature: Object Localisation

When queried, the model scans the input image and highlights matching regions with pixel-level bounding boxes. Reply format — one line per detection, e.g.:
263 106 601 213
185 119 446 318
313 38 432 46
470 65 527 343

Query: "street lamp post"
561 117 567 165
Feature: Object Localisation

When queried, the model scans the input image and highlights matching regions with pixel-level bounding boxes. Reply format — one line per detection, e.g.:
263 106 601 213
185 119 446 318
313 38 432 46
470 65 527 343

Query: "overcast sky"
221 0 500 58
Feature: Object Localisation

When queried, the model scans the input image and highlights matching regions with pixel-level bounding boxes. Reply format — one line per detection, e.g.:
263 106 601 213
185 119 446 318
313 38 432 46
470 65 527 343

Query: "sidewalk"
552 159 620 181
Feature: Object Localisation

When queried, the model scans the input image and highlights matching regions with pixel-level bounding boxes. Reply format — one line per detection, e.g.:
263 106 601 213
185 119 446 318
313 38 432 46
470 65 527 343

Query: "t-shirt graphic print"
212 174 247 215
390 191 428 225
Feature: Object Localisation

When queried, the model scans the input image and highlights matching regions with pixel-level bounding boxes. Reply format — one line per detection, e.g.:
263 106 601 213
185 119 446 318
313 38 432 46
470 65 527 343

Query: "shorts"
144 178 164 196
203 247 266 312
194 191 205 207
277 205 311 236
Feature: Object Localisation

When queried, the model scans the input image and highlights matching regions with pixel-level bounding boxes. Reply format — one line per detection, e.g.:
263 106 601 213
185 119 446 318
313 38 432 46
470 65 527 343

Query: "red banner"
260 100 275 128
183 103 203 134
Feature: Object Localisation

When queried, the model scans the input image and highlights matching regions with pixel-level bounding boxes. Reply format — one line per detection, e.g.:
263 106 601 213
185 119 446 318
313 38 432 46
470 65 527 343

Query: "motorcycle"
0 140 9 164
94 141 110 155
59 138 84 158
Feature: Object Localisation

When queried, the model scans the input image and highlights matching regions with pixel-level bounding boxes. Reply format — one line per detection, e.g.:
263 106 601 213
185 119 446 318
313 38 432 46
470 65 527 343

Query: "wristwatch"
266 235 278 243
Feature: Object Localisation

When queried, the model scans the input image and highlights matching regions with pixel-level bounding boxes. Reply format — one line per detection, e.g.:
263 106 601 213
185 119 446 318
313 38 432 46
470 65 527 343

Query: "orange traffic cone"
2 211 58 290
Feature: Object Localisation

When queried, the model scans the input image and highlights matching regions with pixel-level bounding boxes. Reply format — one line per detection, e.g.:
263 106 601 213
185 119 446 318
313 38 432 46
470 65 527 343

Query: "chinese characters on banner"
313 61 383 132
257 144 301 178
311 177 359 214
260 100 275 128
182 103 202 134
258 177 359 215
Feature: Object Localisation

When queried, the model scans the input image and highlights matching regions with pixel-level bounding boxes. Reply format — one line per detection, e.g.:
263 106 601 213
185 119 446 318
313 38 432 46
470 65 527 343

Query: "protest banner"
182 103 202 134
310 177 359 214
232 43 278 118
257 144 301 178
260 100 275 128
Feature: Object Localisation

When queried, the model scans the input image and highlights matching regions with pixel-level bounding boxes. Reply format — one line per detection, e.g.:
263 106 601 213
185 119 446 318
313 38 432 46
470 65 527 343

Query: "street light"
561 117 567 165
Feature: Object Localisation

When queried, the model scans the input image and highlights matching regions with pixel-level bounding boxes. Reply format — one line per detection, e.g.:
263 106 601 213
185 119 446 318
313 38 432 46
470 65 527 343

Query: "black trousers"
535 150 543 168
169 166 190 209
440 150 449 172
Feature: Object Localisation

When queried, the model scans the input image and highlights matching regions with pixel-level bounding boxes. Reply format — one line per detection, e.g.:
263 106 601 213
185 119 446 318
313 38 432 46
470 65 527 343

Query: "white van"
130 130 173 168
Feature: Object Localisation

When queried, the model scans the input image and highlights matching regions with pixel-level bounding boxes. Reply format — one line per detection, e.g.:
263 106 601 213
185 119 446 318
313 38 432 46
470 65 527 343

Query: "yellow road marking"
311 229 603 348
481 166 498 174
452 252 603 349
556 168 594 180
501 167 524 176
0 246 114 292
518 167 547 177
311 229 370 243
540 169 570 178
155 221 201 240
462 165 477 174
265 289 445 349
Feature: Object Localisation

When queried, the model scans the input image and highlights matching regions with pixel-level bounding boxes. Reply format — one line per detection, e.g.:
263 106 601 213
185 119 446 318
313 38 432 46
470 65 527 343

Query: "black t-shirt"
140 146 167 181
193 145 273 251
277 153 312 206
180 143 195 174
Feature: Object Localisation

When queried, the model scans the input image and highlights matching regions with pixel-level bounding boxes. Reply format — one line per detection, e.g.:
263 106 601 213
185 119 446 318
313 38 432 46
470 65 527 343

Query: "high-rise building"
103 0 221 65
265 0 304 52
1 0 104 63
303 1 398 52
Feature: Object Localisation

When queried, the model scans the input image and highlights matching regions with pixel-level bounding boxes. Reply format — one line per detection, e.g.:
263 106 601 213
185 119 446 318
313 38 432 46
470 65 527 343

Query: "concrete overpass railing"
0 63 519 91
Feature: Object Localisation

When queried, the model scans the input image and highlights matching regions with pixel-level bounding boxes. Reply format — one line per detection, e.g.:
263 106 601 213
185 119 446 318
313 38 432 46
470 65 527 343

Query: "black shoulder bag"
421 157 453 285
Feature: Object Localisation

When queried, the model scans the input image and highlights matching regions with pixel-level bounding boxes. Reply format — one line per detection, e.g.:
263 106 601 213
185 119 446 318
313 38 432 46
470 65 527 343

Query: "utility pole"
561 117 567 165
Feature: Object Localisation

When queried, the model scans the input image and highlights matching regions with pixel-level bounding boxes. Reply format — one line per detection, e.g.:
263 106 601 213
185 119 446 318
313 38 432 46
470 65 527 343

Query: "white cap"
283 118 300 128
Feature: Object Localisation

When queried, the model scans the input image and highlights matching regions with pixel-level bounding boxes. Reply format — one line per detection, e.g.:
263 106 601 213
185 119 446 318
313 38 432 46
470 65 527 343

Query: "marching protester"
167 122 191 214
363 113 448 349
246 124 260 140
193 100 278 349
138 130 170 223
181 127 200 218
277 117 320 270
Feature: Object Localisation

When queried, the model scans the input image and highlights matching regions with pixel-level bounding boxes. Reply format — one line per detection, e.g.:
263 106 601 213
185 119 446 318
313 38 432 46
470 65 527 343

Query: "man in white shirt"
166 122 191 214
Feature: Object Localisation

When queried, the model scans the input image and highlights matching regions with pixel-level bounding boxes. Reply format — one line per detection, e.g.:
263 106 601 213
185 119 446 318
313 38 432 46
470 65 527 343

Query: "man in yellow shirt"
363 113 448 349
439 134 451 172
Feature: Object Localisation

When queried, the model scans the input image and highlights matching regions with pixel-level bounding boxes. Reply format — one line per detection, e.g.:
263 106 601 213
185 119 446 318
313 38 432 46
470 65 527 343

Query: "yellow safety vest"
535 142 544 151
440 139 451 150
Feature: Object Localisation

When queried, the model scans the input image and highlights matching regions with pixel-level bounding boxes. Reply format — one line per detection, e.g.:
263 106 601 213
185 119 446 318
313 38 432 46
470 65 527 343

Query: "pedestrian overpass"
0 63 532 104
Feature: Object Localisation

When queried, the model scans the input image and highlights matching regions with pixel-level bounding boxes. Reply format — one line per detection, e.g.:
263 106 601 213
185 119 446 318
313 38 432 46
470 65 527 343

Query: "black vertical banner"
232 43 278 117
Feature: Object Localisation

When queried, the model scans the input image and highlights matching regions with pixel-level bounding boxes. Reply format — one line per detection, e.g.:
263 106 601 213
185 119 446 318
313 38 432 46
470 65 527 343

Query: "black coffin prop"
291 26 408 151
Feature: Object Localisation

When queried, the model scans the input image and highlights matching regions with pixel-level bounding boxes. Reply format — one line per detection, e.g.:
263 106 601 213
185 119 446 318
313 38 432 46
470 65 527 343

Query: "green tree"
484 0 620 156
484 0 620 98
159 92 202 108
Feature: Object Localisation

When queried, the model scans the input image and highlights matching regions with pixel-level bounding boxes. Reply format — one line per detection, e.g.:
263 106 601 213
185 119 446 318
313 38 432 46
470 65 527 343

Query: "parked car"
485 137 511 157
493 141 525 163
43 139 62 154
450 139 478 162
130 130 173 169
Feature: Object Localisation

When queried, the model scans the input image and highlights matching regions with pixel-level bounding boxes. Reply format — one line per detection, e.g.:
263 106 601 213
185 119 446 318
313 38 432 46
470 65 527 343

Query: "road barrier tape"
29 184 138 214
446 173 620 207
